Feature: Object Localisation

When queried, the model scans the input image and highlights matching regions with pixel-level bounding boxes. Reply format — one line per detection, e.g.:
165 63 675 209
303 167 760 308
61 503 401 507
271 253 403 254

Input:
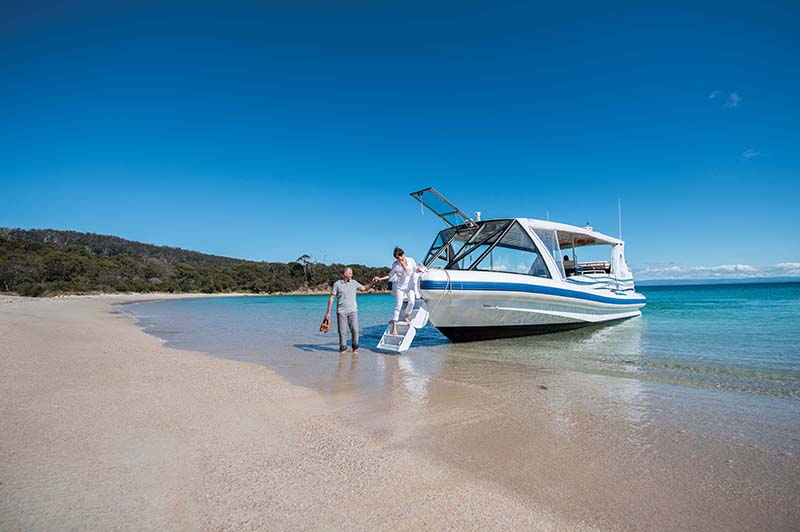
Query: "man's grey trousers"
336 311 359 352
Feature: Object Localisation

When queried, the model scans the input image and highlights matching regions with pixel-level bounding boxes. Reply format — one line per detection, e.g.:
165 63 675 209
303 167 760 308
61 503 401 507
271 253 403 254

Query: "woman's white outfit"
390 257 417 322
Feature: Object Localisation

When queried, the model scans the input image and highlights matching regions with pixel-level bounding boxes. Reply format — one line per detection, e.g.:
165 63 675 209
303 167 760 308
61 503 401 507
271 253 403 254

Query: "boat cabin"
421 218 629 281
412 187 632 283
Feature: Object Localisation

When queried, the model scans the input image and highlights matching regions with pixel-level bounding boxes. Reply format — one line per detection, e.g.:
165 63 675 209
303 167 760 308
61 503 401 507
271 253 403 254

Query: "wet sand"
2 295 799 530
316 349 800 532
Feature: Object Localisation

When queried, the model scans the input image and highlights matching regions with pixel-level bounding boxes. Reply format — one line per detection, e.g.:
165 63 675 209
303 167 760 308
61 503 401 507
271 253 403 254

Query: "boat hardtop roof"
522 218 623 247
445 217 622 248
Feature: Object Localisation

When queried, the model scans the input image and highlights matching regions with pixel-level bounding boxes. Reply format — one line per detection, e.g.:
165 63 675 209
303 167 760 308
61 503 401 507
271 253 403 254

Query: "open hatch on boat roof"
410 187 477 228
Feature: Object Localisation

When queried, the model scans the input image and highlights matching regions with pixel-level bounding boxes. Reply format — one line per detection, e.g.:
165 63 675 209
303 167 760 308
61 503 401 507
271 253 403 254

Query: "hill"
2 228 250 268
0 228 389 297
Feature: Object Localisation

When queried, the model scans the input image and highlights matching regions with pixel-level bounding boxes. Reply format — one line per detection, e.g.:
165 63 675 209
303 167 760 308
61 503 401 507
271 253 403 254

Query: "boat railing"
575 261 611 275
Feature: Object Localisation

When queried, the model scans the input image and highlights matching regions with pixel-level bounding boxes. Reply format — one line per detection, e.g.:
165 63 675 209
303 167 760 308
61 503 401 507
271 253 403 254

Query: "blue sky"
2 2 798 279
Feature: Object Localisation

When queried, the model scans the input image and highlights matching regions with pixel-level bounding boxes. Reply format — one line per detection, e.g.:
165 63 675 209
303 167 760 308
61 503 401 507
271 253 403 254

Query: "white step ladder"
377 305 430 353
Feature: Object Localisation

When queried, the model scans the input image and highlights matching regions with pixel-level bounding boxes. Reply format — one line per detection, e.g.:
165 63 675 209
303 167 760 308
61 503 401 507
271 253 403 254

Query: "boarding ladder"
377 304 430 353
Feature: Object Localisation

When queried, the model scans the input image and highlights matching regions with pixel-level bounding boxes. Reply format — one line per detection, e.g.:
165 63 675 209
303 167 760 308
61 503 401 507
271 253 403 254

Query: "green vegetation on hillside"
0 228 389 297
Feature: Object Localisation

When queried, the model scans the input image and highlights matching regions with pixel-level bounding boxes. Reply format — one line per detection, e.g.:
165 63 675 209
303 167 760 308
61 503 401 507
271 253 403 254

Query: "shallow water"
124 283 800 529
125 282 800 400
124 282 800 457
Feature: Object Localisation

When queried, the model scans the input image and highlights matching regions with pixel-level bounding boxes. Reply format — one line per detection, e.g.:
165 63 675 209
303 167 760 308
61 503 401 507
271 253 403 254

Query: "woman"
373 247 420 335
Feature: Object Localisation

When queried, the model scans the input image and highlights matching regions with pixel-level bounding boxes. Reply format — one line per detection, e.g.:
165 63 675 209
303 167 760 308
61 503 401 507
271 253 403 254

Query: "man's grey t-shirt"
331 279 362 314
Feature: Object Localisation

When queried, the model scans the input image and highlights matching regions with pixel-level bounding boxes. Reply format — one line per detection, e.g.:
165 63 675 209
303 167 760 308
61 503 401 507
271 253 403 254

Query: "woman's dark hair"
393 247 404 258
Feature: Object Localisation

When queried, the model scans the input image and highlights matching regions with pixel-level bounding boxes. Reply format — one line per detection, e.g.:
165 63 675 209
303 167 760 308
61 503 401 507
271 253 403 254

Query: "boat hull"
419 270 646 343
438 321 595 342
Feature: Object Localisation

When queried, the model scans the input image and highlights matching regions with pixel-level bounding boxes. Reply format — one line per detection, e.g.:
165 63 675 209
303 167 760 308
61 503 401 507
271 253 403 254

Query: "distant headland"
0 228 389 297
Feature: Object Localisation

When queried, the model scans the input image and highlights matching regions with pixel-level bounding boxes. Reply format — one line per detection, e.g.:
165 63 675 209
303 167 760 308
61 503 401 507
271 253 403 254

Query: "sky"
2 1 798 280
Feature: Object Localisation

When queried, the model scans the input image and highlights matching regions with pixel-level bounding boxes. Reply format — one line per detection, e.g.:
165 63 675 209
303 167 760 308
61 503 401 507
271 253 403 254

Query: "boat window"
574 245 613 274
474 222 551 278
533 229 565 280
423 228 456 266
424 224 489 268
448 220 510 269
427 246 451 270
453 244 491 270
448 226 486 260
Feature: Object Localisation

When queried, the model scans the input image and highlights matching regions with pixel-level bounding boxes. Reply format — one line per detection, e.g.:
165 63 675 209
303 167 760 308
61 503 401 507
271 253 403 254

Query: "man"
324 267 374 354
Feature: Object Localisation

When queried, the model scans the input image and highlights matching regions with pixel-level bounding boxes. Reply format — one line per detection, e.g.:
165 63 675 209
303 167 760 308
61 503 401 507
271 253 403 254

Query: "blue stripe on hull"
420 280 646 305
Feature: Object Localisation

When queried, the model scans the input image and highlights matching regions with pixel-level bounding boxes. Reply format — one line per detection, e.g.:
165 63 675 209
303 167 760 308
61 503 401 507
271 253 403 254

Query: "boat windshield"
423 220 551 278
423 220 508 269
473 222 551 278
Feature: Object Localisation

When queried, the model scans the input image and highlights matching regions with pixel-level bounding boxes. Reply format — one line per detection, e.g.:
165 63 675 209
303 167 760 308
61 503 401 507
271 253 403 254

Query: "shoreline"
0 288 391 301
3 276 798 302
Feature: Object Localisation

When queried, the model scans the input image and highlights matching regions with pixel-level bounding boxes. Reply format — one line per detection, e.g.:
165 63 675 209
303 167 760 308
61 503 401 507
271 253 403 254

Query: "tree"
296 254 312 285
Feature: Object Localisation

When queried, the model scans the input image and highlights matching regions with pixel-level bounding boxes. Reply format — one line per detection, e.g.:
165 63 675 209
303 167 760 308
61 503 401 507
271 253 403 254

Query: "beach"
2 295 799 531
0 295 583 530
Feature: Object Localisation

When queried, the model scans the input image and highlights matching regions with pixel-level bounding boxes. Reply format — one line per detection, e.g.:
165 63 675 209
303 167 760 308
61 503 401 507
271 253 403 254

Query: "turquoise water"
125 281 800 400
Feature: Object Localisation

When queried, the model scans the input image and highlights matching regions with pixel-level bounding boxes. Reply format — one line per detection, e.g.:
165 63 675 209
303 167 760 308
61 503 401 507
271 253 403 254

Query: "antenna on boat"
618 198 622 240
546 209 550 221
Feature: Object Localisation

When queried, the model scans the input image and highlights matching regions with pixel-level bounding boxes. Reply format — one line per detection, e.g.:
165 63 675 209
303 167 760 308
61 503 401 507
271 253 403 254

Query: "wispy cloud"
741 148 762 159
708 90 742 108
635 263 800 281
724 92 742 108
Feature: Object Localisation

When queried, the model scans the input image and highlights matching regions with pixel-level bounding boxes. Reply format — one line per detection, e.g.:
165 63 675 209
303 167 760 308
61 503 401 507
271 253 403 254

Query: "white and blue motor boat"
411 188 646 343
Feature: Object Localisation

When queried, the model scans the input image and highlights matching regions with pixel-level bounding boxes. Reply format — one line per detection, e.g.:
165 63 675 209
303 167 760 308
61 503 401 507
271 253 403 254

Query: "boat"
410 187 646 343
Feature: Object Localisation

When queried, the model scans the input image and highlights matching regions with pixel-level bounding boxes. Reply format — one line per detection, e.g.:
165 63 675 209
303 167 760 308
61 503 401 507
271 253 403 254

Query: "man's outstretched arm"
357 280 375 292
324 294 335 319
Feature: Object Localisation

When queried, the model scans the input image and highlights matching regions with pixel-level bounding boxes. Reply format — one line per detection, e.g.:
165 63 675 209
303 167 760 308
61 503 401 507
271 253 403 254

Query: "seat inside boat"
554 230 615 277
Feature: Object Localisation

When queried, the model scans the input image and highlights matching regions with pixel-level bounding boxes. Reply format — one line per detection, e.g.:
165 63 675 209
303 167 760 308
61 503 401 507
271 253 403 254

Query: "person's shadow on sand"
294 325 388 353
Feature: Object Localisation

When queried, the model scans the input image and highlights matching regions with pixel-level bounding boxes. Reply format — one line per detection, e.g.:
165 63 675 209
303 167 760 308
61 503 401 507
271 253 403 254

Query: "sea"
125 281 800 401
